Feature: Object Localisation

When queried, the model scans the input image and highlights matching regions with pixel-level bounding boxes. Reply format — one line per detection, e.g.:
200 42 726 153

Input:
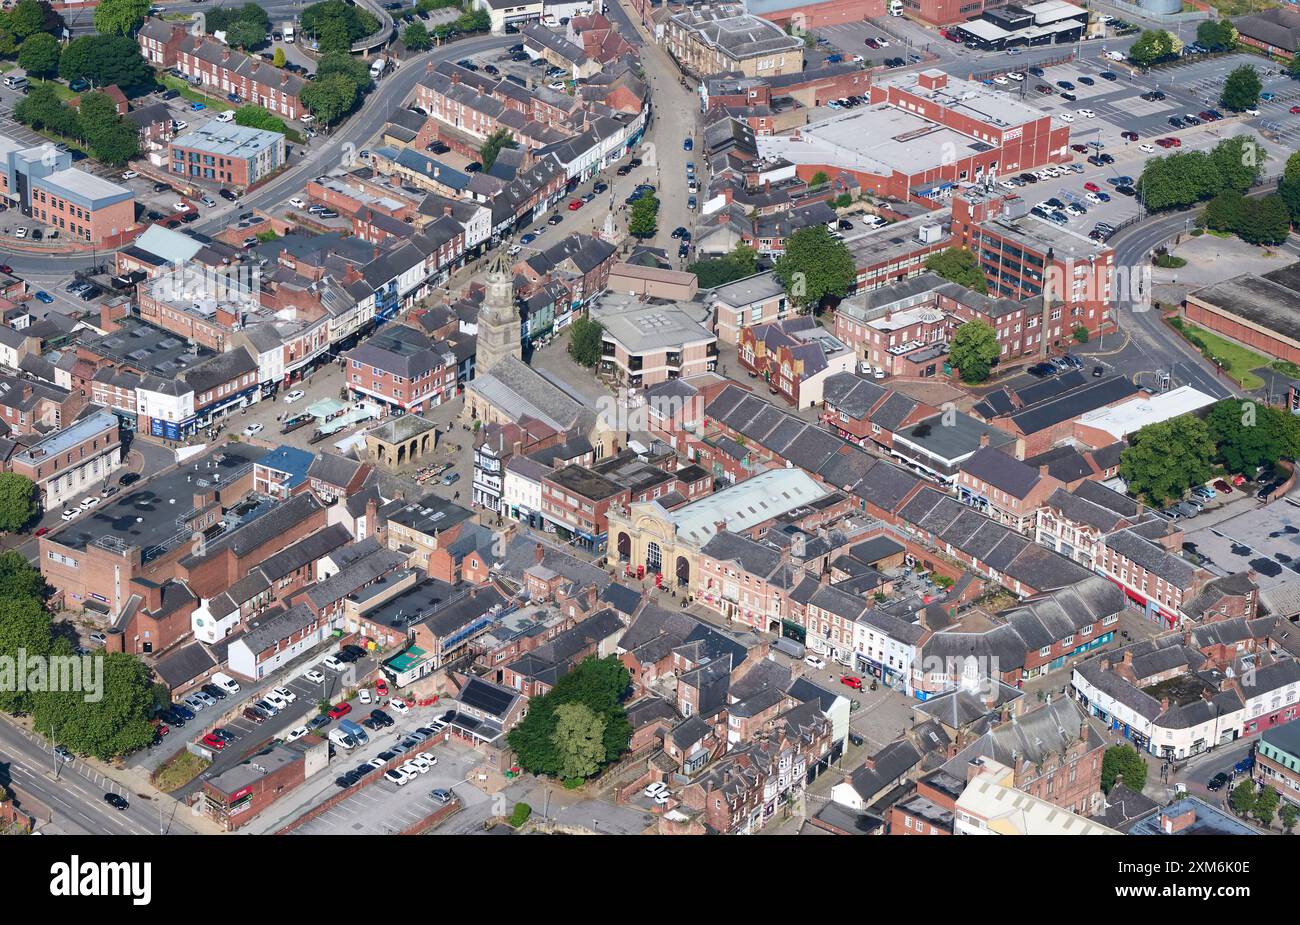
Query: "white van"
283 24 295 44
215 110 235 123
328 728 355 750
888 0 904 15
210 672 240 694
3 74 28 92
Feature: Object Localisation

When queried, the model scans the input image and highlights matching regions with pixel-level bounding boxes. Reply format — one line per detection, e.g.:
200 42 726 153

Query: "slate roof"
959 445 1042 499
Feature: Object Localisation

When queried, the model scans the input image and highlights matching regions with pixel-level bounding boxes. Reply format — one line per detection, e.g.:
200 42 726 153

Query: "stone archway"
675 555 689 588
617 532 630 562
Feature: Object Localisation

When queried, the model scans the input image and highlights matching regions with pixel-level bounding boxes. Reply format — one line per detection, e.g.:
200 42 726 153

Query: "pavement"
0 715 197 835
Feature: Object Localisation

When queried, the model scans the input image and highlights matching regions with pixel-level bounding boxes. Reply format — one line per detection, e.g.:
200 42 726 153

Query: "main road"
0 718 195 835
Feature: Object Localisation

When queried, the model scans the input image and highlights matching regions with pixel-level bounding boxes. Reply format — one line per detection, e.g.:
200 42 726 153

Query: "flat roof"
593 298 715 352
1183 500 1300 591
670 467 827 547
1075 386 1216 441
35 167 133 208
50 443 263 556
1190 270 1300 345
172 122 284 159
13 409 118 467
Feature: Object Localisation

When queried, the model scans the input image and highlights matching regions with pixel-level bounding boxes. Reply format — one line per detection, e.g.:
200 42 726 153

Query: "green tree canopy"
923 246 988 294
273 47 286 68
1255 784 1280 827
688 243 758 288
58 34 154 93
479 127 516 170
17 31 57 78
224 19 267 51
1230 779 1257 817
1128 29 1179 67
7 0 59 42
1221 64 1262 112
948 319 1000 383
552 701 606 781
1119 414 1215 505
404 21 431 51
1206 399 1300 476
301 72 360 124
234 105 288 135
506 656 631 779
628 193 659 239
567 315 604 367
772 224 855 312
92 0 148 36
1100 744 1148 794
0 550 47 602
33 650 157 760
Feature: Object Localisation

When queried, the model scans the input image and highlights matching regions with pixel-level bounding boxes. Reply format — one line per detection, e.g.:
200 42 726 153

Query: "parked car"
242 706 266 724
840 675 863 690
327 702 352 720
804 655 826 670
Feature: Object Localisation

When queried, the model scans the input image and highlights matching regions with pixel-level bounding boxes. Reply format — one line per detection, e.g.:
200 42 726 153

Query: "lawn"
1170 319 1268 390
161 74 234 112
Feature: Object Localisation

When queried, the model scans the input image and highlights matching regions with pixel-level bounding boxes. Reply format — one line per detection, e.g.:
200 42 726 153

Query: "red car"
840 675 863 690
34 526 49 537
1120 130 1138 141
1232 474 1248 486
0 264 12 274
1083 182 1100 193
375 678 389 697
201 733 226 750
1156 137 1182 148
1213 479 1233 494
1291 106 1300 115
567 198 583 211
327 702 351 720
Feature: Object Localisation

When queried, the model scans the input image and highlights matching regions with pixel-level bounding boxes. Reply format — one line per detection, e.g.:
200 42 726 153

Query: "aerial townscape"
4 0 1300 857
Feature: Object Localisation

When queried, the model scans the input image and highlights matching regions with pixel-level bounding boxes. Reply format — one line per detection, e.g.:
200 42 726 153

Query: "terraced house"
138 19 306 120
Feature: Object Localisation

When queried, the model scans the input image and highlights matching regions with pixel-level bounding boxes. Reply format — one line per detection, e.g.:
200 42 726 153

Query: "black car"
1168 116 1185 128
201 683 228 701
212 728 236 743
1027 363 1057 378
1114 185 1136 197
342 644 365 660
484 64 499 76
465 162 482 173
308 714 331 731
119 471 141 487
1028 66 1044 77
104 793 129 810
378 750 398 762
219 188 237 201
1207 772 1230 792
1099 71 1117 81
1077 76 1094 85
547 213 563 225
1258 481 1283 501
161 89 180 100
592 181 608 194
335 775 354 789
1060 92 1076 102
848 732 865 747
1055 80 1074 90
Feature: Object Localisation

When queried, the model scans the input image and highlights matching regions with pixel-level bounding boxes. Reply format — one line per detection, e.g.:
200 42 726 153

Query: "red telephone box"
654 572 663 589
636 565 645 580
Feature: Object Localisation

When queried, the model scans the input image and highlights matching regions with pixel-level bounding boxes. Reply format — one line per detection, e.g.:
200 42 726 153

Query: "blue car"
520 232 537 245
683 137 693 151
34 290 54 304
190 102 205 111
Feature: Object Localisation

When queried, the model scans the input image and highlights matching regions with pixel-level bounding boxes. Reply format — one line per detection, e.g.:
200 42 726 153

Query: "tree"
948 319 1000 384
1128 29 1178 67
809 170 829 187
58 34 153 93
14 82 80 138
1230 779 1257 817
301 72 360 124
1119 414 1215 505
629 194 659 239
234 105 288 135
7 0 53 41
316 51 371 87
1209 135 1262 193
273 47 286 68
404 21 431 51
0 596 52 715
567 315 603 367
32 650 157 760
924 247 987 294
93 0 149 37
1208 400 1300 474
16 31 56 78
1221 64 1262 112
552 702 606 781
507 656 630 779
772 224 855 312
1196 19 1235 50
316 17 351 54
1100 745 1148 794
688 243 758 288
1254 784 1279 827
1241 195 1292 246
0 550 47 603
224 20 267 51
1281 803 1299 834
479 127 516 170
